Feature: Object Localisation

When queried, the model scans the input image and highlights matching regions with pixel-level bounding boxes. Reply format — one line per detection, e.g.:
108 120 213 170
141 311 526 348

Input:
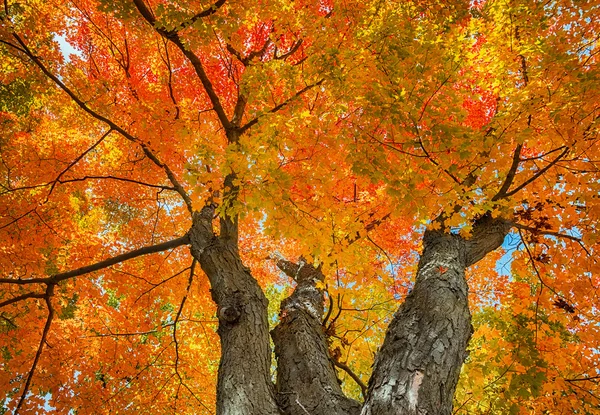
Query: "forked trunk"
189 209 508 415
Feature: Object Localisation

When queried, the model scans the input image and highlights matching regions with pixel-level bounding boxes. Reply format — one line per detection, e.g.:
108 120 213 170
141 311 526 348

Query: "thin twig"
332 359 367 397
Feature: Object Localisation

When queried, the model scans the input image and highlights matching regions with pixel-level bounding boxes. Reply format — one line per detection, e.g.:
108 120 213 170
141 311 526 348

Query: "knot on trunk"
218 291 243 324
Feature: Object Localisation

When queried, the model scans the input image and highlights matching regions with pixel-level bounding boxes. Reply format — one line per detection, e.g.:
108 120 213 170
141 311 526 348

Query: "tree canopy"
0 0 599 414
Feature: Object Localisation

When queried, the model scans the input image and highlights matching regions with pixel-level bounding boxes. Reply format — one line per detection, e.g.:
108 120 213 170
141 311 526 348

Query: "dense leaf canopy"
0 0 599 413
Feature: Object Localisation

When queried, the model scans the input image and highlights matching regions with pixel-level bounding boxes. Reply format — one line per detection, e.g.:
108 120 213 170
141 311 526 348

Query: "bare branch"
518 229 568 301
173 259 196 376
332 359 367 398
520 145 567 161
0 235 190 285
14 283 55 414
1 175 176 195
177 0 226 32
416 135 462 186
0 208 36 230
566 375 600 382
511 222 582 242
492 143 523 201
46 129 113 199
227 37 272 67
239 79 325 134
58 176 176 190
502 146 570 199
274 39 303 61
132 0 232 131
0 292 45 308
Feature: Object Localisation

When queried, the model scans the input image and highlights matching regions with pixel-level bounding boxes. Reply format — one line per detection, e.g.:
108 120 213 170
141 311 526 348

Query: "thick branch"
492 143 523 201
465 214 512 266
502 146 569 199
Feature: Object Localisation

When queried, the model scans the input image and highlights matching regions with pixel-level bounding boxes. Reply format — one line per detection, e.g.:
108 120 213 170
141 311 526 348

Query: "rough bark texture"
361 216 510 415
271 260 361 415
187 206 509 415
189 207 280 415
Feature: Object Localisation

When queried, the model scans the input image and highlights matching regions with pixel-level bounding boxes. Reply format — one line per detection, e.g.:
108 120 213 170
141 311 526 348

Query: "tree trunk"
189 207 280 415
189 207 509 415
271 260 361 415
361 215 510 415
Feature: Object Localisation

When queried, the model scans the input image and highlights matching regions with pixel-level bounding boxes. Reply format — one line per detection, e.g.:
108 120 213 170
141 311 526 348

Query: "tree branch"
173 259 196 382
132 0 232 131
332 359 367 398
0 235 190 285
239 79 324 134
1 175 176 195
10 33 193 214
14 283 55 414
511 222 582 242
274 39 303 60
0 292 45 308
177 0 226 32
502 146 570 199
566 375 600 383
492 143 523 201
46 129 112 199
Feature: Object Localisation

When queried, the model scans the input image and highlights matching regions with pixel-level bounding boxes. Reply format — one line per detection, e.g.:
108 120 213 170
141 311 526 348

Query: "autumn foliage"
0 0 599 413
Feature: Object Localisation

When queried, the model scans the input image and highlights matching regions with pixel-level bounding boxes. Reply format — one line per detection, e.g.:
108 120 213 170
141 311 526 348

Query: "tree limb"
239 79 324 134
132 0 232 132
492 143 523 201
0 235 190 285
332 359 367 398
14 283 55 414
0 292 45 308
511 222 582 242
502 146 570 199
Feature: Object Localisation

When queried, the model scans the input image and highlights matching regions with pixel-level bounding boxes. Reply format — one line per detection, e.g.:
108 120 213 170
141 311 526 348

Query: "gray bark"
189 206 280 415
361 215 510 415
188 207 509 415
271 260 361 415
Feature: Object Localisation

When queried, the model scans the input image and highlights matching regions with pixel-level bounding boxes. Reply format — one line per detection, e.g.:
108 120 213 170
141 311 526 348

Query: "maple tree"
1 0 599 413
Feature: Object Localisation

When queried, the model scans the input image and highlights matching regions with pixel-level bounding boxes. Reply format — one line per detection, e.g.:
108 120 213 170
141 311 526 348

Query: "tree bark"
271 259 361 415
189 206 280 415
361 215 510 415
